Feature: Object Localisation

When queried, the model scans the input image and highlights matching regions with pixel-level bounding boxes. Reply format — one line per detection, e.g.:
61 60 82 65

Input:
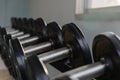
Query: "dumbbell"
0 18 36 59
2 18 47 61
26 23 92 80
53 32 120 80
0 18 31 50
1 18 47 77
0 18 32 60
0 18 21 45
9 22 63 80
2 18 44 74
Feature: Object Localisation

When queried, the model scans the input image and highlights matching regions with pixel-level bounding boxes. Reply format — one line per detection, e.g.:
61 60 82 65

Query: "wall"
0 0 29 27
29 0 120 51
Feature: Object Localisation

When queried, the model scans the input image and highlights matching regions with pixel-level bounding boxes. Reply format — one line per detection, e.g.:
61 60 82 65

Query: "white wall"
29 0 120 50
0 0 7 27
0 0 30 27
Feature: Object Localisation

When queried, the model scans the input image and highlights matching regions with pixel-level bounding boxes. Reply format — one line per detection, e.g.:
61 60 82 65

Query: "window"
75 0 120 14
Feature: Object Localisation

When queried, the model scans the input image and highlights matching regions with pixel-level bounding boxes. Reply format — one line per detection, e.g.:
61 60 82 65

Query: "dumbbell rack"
0 17 120 80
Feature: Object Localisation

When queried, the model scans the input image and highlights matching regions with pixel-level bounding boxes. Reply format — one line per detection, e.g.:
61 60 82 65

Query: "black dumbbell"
11 17 24 30
3 18 47 62
53 32 120 80
0 18 21 44
26 23 92 80
0 18 36 60
1 18 47 78
0 18 31 61
0 18 31 50
0 19 31 77
9 22 63 80
1 18 46 62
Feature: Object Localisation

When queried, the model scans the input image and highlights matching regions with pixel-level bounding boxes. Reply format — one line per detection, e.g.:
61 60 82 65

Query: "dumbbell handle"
17 34 30 40
7 30 19 35
11 32 24 38
20 36 39 46
24 41 52 57
53 61 105 80
38 47 70 63
5 27 19 34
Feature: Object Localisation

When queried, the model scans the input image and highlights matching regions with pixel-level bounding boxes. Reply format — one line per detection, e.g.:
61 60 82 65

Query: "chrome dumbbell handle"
11 32 24 38
7 30 19 35
17 34 31 40
4 27 19 34
20 36 39 45
38 47 70 63
24 41 52 57
53 61 105 80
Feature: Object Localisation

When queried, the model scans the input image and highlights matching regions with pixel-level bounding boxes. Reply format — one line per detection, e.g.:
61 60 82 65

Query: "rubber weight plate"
46 22 63 48
93 32 120 80
10 39 28 80
27 56 49 80
35 18 47 38
62 23 92 67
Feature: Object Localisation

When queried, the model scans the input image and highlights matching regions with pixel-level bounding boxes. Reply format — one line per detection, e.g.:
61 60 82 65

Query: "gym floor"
0 56 11 80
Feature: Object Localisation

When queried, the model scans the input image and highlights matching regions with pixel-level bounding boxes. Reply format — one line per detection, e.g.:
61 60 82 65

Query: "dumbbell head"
3 34 12 56
46 22 63 48
62 23 92 66
15 18 20 29
9 22 63 80
11 18 26 32
3 32 36 77
17 18 25 31
23 18 34 33
0 28 8 59
0 32 18 77
1 28 8 37
35 18 47 38
11 17 17 29
93 32 120 80
27 23 92 80
1 33 30 78
1 31 30 77
19 18 29 32
27 18 47 37
27 18 34 31
23 18 37 34
22 18 28 31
